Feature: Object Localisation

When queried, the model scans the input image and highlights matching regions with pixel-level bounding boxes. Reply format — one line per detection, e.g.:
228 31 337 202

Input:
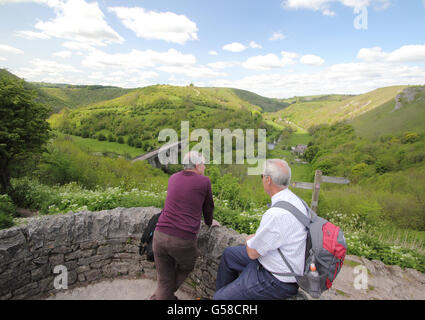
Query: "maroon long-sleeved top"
155 170 215 240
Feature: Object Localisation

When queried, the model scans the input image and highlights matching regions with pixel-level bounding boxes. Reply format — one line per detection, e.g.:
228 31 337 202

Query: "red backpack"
271 197 347 298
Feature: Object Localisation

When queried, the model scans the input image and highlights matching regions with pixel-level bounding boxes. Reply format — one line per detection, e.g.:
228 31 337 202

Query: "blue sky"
0 0 424 98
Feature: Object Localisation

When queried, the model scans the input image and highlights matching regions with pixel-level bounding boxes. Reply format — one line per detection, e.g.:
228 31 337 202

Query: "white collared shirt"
246 188 309 283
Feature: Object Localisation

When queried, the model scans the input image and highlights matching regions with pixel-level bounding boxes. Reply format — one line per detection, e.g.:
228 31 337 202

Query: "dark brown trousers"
151 230 199 300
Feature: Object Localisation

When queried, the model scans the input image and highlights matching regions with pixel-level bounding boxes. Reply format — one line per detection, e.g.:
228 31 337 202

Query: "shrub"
0 194 16 230
401 132 420 144
107 134 115 142
9 177 60 213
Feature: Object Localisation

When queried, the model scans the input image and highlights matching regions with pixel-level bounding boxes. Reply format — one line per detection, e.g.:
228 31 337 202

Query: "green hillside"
49 84 281 154
32 83 134 112
272 86 407 130
0 69 71 113
85 84 264 113
0 69 134 113
231 88 290 112
351 86 425 140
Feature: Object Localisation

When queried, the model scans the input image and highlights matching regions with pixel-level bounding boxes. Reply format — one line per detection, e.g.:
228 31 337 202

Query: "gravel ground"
46 278 195 300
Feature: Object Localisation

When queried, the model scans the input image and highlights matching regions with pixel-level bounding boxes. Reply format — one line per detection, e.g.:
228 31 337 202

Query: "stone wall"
0 207 246 300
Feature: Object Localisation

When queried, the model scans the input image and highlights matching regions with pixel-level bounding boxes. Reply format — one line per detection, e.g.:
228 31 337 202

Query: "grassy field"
55 131 144 159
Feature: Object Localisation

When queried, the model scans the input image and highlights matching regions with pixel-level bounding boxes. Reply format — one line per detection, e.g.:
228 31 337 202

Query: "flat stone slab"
46 278 195 300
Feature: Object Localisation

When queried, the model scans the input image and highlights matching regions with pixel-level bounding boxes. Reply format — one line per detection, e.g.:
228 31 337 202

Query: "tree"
0 74 51 194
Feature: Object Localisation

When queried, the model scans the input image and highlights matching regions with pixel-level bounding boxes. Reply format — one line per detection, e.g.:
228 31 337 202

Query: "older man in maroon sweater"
151 151 218 300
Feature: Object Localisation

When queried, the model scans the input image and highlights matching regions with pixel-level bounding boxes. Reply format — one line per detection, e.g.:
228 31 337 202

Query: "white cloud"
222 41 263 52
207 61 238 69
300 54 325 65
52 50 72 58
15 30 51 40
88 71 104 80
209 50 218 56
269 32 285 41
15 58 81 82
387 45 425 62
0 0 62 5
0 0 62 7
281 51 299 64
108 7 198 45
357 46 387 62
82 48 196 70
322 8 336 16
0 44 24 54
85 70 158 88
157 65 226 78
62 41 96 52
242 51 297 71
15 0 123 46
281 0 391 16
249 41 262 49
209 60 425 98
242 54 284 71
357 45 425 63
0 56 6 61
222 42 247 52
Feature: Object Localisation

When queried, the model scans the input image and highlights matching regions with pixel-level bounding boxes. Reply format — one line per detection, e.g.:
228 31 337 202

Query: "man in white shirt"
213 159 309 300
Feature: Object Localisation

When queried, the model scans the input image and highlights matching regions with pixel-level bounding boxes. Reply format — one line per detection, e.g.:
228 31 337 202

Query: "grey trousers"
151 230 200 300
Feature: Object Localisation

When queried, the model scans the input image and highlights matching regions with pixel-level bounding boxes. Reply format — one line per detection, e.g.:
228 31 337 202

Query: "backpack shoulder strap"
271 200 312 228
267 199 313 278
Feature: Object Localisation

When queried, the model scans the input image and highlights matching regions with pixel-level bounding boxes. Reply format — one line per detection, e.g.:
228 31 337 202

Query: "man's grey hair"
263 159 291 187
182 151 205 170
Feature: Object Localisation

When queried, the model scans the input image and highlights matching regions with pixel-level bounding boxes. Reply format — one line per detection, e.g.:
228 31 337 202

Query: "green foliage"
33 136 169 193
48 84 281 157
8 177 60 213
213 173 251 210
97 133 106 141
9 178 166 216
0 194 15 229
346 232 425 273
231 88 289 113
34 83 133 113
401 132 420 144
0 72 51 194
306 123 425 230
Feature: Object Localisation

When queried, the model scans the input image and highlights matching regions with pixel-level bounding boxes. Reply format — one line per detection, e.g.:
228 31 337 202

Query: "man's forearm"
245 234 260 260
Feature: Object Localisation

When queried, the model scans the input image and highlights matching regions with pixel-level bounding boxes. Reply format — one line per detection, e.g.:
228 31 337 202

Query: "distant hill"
0 69 133 113
0 70 298 114
272 86 409 131
48 84 282 153
231 88 290 112
351 86 425 139
0 68 70 113
85 84 267 113
31 82 134 113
